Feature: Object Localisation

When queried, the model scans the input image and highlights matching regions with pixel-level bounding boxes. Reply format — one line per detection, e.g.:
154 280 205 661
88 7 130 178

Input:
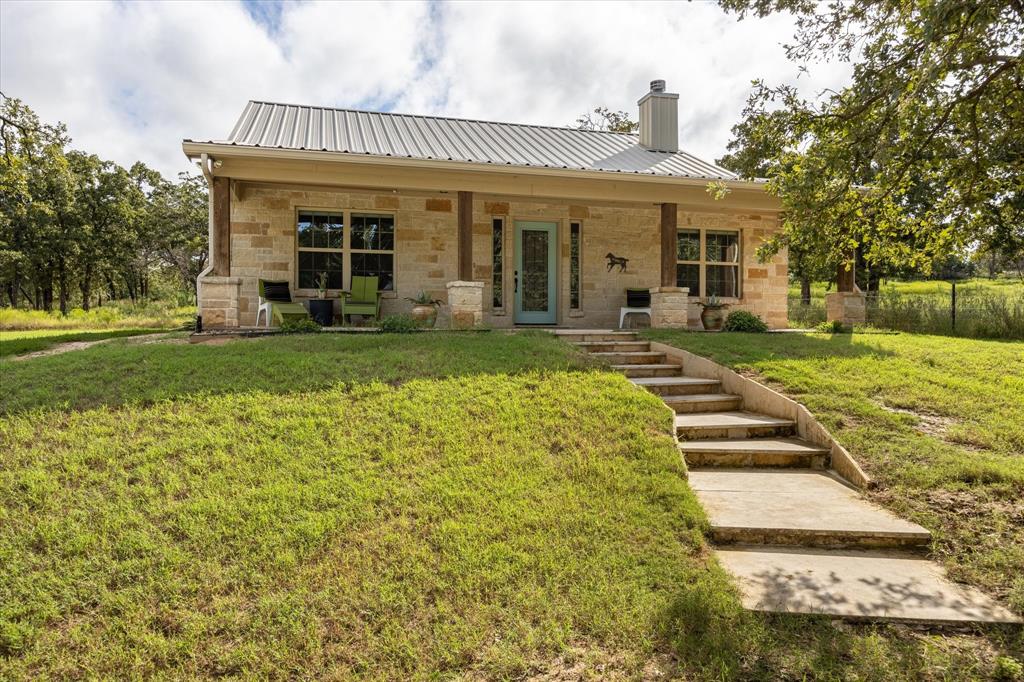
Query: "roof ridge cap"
245 100 640 138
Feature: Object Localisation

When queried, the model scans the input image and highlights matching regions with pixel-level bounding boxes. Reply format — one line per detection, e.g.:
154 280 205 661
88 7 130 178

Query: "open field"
0 302 194 332
787 278 1024 338
787 277 1024 302
2 332 1022 679
645 329 1024 615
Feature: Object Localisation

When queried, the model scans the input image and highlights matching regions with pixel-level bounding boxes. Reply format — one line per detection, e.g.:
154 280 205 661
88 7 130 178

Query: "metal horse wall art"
605 253 629 272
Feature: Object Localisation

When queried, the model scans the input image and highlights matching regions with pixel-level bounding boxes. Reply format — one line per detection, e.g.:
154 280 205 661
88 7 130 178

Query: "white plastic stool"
619 307 652 329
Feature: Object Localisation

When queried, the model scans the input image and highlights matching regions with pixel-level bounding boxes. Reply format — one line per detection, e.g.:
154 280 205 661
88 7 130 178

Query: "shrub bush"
379 314 422 334
722 310 768 333
279 318 321 334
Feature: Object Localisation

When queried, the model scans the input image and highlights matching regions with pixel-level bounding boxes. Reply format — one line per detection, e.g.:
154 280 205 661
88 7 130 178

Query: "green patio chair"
256 279 309 327
340 275 382 324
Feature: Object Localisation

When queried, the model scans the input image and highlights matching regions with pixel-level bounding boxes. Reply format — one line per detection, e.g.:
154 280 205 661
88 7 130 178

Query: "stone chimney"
638 79 679 153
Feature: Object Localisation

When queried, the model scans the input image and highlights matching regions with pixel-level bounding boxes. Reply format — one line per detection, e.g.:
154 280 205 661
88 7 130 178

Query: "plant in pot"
315 272 328 299
405 290 443 328
698 295 729 331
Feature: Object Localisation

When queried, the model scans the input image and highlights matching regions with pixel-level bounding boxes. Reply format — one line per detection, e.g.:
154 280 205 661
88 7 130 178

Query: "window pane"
352 252 394 291
312 213 329 248
297 213 315 248
351 214 394 251
298 251 316 289
677 229 700 262
707 265 739 298
298 211 344 249
492 218 503 308
706 230 739 263
570 222 581 309
298 250 343 290
676 263 699 294
325 214 344 249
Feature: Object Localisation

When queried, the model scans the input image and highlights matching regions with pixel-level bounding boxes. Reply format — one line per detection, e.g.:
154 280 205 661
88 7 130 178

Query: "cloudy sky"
1 0 851 178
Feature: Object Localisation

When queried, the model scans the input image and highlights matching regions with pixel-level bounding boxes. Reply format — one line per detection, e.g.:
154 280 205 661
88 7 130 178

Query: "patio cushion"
261 280 292 302
626 288 651 307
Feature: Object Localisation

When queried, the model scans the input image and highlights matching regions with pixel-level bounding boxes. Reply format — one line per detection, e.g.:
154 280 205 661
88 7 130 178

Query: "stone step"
716 546 1022 624
675 411 796 439
689 469 931 549
612 363 683 378
590 351 666 365
663 393 743 413
680 438 829 468
574 340 651 353
629 376 721 396
553 330 639 342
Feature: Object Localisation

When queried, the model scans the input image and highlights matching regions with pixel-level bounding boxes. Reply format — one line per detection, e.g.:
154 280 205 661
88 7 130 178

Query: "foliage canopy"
718 0 1024 276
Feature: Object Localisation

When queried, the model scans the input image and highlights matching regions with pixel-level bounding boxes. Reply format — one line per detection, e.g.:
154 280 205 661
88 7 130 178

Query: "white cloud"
0 0 851 178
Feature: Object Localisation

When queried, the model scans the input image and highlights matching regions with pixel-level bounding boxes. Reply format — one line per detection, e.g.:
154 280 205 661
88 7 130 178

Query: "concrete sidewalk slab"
717 546 1022 624
689 469 930 547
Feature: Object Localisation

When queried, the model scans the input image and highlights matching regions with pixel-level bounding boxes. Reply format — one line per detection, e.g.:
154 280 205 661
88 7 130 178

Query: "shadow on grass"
0 331 606 415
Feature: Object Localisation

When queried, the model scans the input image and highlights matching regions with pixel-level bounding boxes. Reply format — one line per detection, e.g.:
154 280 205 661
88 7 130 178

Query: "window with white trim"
296 211 395 292
676 229 741 298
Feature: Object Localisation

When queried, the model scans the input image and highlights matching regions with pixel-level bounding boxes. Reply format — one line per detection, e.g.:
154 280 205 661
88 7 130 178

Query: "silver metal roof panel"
211 100 740 180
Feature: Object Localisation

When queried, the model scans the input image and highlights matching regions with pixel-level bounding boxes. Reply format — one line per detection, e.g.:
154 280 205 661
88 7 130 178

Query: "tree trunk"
80 270 92 312
800 276 811 306
58 259 70 316
8 268 19 307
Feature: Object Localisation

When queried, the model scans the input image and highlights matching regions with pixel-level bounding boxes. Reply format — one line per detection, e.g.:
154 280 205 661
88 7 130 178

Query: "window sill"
568 309 585 318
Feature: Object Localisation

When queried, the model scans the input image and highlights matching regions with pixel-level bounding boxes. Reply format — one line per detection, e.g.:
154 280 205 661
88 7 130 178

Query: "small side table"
308 298 334 327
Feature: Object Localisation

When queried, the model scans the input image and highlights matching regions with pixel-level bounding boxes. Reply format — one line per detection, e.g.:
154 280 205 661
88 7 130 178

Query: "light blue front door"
514 221 558 324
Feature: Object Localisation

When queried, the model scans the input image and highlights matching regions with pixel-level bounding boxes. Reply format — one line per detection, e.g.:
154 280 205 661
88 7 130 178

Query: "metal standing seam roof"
201 100 740 181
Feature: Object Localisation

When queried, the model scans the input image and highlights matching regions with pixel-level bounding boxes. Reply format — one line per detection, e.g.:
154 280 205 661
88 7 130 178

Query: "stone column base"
650 286 690 328
826 291 866 328
198 276 242 328
446 280 484 329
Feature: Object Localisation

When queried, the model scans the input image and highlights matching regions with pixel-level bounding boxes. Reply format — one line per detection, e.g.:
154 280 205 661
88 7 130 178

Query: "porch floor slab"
717 546 1022 624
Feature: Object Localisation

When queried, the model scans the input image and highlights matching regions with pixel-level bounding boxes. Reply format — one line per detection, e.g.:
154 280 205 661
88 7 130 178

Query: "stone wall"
197 182 788 329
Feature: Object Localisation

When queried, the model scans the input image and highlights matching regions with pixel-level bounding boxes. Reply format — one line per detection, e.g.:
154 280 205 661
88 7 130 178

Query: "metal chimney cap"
650 79 666 92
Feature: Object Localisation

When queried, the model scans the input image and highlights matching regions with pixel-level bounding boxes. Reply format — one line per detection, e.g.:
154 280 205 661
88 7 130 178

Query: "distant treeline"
0 95 207 313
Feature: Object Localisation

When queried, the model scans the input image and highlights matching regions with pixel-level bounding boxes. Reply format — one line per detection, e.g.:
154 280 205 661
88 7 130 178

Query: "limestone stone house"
182 80 787 329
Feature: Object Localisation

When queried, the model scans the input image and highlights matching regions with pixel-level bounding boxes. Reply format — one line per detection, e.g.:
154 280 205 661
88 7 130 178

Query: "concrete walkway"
559 329 1020 624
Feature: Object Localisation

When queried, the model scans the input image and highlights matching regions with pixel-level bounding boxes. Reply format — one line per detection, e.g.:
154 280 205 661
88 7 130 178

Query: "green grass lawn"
2 331 1022 679
0 328 173 358
645 329 1024 613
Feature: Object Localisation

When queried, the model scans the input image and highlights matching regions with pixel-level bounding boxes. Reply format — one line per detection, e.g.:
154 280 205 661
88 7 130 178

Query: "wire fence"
788 283 1024 340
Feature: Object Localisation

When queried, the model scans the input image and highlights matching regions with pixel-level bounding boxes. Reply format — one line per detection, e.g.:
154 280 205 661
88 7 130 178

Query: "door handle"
514 270 518 293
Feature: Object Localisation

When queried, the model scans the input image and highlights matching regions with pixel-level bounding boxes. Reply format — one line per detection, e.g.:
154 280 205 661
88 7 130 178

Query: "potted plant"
699 295 729 331
315 272 328 299
405 290 443 328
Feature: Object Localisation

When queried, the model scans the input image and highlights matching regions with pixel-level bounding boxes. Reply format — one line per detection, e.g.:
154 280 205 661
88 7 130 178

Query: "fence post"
951 280 957 332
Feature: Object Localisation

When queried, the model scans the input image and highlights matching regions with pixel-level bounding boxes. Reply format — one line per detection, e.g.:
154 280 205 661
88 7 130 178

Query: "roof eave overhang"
181 141 770 193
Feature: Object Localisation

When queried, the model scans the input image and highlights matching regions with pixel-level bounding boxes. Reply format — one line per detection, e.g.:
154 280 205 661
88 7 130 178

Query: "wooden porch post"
212 176 231 276
458 191 473 281
660 203 677 287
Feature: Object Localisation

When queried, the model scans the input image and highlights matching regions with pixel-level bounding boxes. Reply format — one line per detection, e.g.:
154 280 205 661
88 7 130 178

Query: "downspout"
195 153 215 308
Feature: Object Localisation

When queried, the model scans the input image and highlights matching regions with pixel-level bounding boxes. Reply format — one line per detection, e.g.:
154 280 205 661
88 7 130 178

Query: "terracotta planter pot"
410 304 437 328
700 306 727 331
